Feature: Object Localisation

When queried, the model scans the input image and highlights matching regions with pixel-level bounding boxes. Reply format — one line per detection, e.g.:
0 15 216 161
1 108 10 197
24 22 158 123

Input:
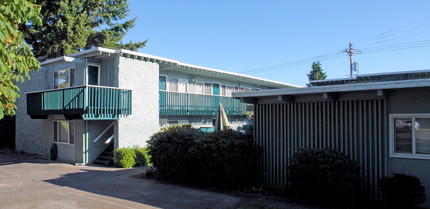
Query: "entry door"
88 65 99 85
213 83 220 95
159 76 166 90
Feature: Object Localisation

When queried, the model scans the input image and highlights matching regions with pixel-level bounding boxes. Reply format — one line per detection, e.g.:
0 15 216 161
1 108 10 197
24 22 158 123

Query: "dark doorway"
0 116 15 150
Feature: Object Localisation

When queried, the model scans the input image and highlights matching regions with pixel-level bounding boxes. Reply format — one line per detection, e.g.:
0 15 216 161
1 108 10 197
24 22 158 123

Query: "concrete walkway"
0 150 319 209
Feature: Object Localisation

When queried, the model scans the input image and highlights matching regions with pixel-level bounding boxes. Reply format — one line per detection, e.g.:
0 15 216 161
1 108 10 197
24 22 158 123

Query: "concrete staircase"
94 143 114 166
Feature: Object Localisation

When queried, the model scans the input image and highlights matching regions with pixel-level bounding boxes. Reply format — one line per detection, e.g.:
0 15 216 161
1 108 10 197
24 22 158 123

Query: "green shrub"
379 173 425 207
134 148 147 167
200 129 261 187
288 148 361 205
141 147 151 166
147 124 201 180
147 124 262 188
114 147 147 168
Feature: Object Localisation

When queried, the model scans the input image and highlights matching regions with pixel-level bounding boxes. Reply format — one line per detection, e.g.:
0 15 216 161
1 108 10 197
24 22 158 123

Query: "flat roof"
40 47 298 89
233 78 430 98
310 69 430 86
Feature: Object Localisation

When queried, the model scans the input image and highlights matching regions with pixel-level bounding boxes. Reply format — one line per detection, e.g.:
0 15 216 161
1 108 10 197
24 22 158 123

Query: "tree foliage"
20 0 147 59
0 0 42 119
307 61 327 86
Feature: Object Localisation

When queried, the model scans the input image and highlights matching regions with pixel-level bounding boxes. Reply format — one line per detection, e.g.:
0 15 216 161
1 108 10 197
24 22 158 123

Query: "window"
169 120 178 126
54 68 75 89
178 79 187 92
391 114 430 159
204 83 212 95
168 77 187 92
53 121 75 144
196 82 204 94
87 65 100 85
168 77 178 92
221 85 226 96
226 86 234 97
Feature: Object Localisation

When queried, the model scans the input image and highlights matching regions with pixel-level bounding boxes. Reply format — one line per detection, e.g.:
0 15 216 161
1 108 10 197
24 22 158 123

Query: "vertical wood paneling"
255 99 387 197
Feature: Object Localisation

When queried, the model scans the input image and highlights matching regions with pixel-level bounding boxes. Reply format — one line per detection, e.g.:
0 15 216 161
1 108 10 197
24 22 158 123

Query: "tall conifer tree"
307 61 327 86
20 0 147 59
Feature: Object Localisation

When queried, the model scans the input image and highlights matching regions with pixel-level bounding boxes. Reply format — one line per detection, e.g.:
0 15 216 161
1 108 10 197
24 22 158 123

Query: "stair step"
99 155 113 160
104 151 114 155
94 159 110 165
93 142 115 166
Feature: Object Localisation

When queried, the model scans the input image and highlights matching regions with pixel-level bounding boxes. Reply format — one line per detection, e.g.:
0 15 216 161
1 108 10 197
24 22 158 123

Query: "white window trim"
204 82 213 95
178 78 188 93
225 85 234 97
159 74 167 91
168 120 179 126
167 77 177 92
87 64 101 86
195 81 204 95
53 68 74 89
390 113 430 160
53 120 75 145
221 84 226 96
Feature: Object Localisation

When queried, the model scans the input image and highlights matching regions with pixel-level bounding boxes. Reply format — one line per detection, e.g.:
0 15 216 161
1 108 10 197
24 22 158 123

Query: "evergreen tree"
20 0 147 59
0 0 42 119
307 61 327 86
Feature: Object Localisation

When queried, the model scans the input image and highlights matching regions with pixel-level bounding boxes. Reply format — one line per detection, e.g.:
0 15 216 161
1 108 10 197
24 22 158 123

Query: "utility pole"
345 42 356 78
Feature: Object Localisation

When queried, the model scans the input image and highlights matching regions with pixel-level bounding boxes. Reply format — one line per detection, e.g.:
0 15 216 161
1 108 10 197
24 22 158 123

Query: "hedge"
147 124 261 188
114 147 147 168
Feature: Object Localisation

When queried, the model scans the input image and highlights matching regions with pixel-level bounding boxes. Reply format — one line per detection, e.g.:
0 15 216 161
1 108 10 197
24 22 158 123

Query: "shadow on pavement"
44 167 242 209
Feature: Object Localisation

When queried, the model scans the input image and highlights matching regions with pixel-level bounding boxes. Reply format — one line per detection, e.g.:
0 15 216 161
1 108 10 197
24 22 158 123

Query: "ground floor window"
53 121 75 144
391 114 430 159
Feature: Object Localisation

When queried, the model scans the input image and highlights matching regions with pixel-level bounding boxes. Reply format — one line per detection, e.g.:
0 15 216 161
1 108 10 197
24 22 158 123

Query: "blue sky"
123 0 430 86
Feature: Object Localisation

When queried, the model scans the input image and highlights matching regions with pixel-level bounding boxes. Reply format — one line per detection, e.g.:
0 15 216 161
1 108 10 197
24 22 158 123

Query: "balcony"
27 86 132 120
159 91 248 116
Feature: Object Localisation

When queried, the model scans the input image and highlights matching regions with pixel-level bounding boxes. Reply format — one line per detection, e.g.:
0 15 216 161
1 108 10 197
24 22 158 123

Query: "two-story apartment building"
16 47 296 165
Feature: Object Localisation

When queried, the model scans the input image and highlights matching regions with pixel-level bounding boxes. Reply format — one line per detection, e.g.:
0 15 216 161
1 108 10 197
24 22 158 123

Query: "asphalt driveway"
0 150 318 209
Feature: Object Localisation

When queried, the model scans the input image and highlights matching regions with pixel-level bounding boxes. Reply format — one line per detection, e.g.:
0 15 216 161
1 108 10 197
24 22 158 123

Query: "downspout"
84 59 88 164
85 120 88 164
76 59 89 166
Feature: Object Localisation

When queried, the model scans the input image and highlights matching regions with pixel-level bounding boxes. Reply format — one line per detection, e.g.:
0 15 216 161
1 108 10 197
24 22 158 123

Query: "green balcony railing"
159 91 248 116
27 85 132 120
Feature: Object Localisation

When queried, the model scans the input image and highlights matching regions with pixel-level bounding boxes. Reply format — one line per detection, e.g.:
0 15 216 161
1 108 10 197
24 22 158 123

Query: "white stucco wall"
116 57 159 148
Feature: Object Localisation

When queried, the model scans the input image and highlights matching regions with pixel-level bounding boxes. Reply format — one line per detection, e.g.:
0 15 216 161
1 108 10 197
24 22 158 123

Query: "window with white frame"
226 86 234 97
178 79 187 92
54 68 75 89
221 85 226 96
391 114 430 158
204 82 212 95
168 77 178 92
168 77 187 92
87 65 100 85
53 121 75 144
196 81 204 94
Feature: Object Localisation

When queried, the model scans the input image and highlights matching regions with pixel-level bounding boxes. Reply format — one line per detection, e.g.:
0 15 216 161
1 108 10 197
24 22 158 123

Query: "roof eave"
233 78 430 98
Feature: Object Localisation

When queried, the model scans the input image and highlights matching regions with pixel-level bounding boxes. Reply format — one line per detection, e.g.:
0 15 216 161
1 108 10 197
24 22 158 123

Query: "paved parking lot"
0 150 317 209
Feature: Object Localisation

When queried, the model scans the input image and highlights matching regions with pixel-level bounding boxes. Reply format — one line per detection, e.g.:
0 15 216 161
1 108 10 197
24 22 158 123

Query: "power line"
238 17 430 77
239 50 343 74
